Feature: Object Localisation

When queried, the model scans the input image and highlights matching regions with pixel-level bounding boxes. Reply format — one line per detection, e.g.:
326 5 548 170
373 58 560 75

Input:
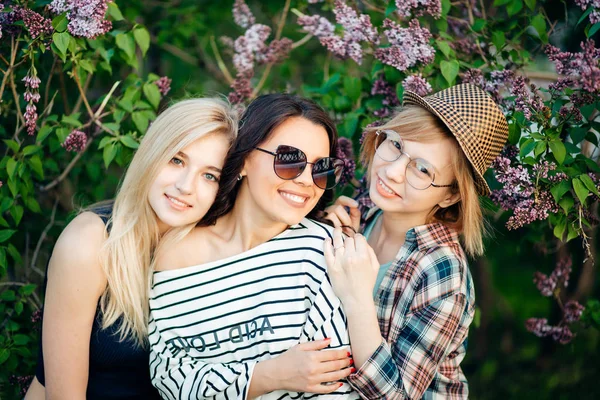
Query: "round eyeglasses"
374 130 455 190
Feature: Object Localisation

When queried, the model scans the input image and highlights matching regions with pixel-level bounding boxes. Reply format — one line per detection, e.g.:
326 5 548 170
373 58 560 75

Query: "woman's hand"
324 228 380 308
253 339 354 394
324 196 361 237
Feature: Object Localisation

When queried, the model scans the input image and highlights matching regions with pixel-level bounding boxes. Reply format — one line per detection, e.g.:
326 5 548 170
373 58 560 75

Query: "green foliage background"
1 0 599 398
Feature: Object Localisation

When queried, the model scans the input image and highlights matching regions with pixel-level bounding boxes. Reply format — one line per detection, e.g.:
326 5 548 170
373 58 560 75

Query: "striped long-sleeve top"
148 218 360 400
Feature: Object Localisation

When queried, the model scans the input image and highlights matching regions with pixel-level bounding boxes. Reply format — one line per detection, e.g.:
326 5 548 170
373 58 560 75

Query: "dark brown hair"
200 93 339 226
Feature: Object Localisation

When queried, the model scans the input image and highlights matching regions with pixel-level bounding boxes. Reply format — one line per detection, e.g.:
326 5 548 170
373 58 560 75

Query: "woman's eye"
204 173 219 182
390 140 402 151
170 157 183 166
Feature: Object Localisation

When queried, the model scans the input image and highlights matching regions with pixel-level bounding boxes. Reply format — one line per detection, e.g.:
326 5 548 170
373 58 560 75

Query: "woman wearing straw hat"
323 84 508 399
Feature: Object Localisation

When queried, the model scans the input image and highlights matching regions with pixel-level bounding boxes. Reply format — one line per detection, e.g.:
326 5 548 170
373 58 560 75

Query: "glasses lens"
406 158 435 190
273 145 307 180
375 131 403 162
312 158 344 189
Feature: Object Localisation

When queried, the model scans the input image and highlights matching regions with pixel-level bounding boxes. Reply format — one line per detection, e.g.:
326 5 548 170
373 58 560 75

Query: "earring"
237 173 243 181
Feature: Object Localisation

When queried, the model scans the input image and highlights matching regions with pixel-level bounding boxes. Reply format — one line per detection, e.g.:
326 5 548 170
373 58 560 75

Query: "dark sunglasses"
254 145 345 190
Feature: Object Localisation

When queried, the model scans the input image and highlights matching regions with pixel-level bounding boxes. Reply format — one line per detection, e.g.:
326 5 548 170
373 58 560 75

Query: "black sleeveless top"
35 204 161 399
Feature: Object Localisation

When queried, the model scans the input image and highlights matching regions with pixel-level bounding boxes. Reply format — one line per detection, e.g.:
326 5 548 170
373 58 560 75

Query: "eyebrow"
176 152 222 173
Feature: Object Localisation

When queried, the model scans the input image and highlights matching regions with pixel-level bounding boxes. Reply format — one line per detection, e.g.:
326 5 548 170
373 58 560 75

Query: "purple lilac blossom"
228 73 253 105
395 0 441 19
336 137 356 186
232 0 255 29
370 76 400 118
297 15 335 38
49 0 112 38
546 40 600 93
375 19 435 71
155 76 172 96
22 75 42 135
402 74 432 97
62 130 88 152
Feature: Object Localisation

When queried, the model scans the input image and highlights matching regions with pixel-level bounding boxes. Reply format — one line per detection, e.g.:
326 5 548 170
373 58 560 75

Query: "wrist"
252 358 278 395
340 294 375 315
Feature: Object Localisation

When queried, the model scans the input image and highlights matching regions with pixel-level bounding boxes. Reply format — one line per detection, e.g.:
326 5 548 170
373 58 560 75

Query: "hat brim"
403 90 491 196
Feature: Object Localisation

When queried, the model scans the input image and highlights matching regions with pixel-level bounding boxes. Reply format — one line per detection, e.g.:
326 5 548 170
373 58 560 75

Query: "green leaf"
132 111 149 134
62 115 82 127
441 0 451 15
22 145 41 156
78 59 95 74
19 284 37 296
559 195 574 215
6 158 17 178
28 155 44 179
0 349 10 365
343 77 362 103
25 197 41 213
14 302 23 315
440 60 459 85
553 217 566 240
437 41 452 58
133 27 150 57
3 140 20 154
534 141 547 158
396 83 404 104
472 19 486 32
578 7 594 27
52 14 68 32
579 174 600 196
549 140 566 164
572 178 590 205
10 205 23 226
103 143 118 168
588 23 600 38
116 32 136 61
550 180 571 202
385 0 397 16
108 2 125 20
524 0 536 10
53 32 71 56
491 31 506 50
0 230 16 243
520 138 536 157
566 223 579 242
98 136 115 149
506 0 523 16
119 134 140 149
0 290 15 301
341 114 359 138
143 83 161 110
37 125 53 143
13 334 29 345
530 14 547 43
570 127 587 144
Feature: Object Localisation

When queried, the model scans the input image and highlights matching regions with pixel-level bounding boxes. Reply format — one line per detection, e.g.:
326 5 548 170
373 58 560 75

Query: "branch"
292 33 313 49
152 35 199 65
73 68 95 119
275 0 292 41
72 68 93 116
31 197 59 271
44 57 58 109
95 81 120 118
209 36 234 84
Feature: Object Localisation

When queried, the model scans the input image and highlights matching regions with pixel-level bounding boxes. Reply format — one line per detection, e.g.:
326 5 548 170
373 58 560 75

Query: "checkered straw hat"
403 83 509 196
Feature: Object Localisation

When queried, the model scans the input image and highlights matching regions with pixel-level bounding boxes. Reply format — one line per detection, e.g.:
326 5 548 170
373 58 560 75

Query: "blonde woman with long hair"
25 98 238 400
323 84 509 399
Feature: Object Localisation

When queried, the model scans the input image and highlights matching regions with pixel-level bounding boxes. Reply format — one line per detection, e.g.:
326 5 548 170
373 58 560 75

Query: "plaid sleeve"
348 250 468 399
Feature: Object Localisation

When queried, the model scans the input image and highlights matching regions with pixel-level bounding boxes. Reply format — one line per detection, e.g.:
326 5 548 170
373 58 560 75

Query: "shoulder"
296 218 334 240
47 212 108 297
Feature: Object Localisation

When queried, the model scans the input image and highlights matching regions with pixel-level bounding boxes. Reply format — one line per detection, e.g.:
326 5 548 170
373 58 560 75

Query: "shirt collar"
406 222 460 251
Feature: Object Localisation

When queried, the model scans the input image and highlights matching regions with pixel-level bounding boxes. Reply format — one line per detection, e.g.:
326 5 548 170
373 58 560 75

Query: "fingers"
335 196 358 208
323 238 335 269
332 228 345 253
318 367 354 384
324 212 343 229
315 347 351 362
319 357 353 373
349 206 361 233
296 338 332 352
309 382 345 394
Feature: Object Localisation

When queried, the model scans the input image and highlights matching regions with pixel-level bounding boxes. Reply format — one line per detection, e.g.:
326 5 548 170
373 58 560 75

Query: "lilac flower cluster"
526 319 575 344
20 7 53 39
62 129 88 152
395 0 441 19
359 120 384 145
546 40 600 93
155 76 172 96
575 0 600 24
533 257 572 297
8 375 33 397
337 137 356 186
510 76 545 120
22 74 41 135
375 19 435 72
402 74 432 97
228 73 253 105
300 1 378 65
370 76 400 118
232 0 255 29
462 69 517 110
49 0 112 39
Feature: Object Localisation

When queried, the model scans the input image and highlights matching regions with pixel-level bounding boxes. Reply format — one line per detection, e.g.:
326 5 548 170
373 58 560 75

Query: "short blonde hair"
361 106 486 256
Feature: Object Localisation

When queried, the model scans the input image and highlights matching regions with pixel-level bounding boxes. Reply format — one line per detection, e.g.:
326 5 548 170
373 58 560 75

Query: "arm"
41 212 108 400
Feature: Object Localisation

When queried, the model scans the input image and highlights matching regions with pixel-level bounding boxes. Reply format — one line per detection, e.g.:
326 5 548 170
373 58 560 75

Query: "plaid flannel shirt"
348 195 475 400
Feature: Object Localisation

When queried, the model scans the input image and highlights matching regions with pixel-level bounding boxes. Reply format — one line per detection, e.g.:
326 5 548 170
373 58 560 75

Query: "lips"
165 194 192 209
278 190 310 208
376 176 401 199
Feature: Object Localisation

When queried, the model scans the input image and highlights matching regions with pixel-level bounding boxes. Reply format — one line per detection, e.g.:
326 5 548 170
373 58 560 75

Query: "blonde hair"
361 106 486 257
96 98 238 346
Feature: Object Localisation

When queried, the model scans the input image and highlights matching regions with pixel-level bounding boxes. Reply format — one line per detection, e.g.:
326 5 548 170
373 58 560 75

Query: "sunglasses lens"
273 145 307 180
312 158 344 189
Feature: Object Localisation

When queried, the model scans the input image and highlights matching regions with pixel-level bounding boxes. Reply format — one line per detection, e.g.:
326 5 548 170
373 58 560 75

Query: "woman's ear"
437 189 461 209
